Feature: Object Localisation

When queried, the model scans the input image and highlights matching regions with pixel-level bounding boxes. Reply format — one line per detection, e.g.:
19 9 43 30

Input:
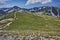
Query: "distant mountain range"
0 6 60 17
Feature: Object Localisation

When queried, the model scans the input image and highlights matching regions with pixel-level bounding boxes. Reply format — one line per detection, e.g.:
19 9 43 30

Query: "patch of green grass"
5 12 60 32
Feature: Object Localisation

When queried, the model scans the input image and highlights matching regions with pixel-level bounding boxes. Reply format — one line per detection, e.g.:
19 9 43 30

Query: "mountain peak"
13 6 20 9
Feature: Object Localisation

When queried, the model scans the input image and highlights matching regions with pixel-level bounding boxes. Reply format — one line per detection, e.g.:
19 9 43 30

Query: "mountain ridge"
0 6 60 17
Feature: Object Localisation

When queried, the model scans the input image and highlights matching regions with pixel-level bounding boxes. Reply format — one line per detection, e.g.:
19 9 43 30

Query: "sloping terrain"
5 12 60 32
0 12 60 40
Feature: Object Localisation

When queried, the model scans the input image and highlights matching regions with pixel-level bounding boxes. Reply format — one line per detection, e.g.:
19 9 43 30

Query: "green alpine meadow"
2 12 59 34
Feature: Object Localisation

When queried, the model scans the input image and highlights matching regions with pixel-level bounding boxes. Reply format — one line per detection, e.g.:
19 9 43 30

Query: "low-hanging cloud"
26 0 52 5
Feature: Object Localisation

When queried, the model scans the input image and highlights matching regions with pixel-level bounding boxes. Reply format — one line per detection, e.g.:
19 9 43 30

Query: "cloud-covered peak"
26 0 52 5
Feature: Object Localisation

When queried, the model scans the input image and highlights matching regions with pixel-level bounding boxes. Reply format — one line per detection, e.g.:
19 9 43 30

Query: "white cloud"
26 0 52 5
0 0 11 4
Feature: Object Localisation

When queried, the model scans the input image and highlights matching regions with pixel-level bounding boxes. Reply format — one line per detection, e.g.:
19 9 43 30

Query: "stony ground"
0 30 60 40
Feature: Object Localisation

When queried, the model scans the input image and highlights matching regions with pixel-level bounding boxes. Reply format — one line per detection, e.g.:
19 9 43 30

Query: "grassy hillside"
5 12 60 32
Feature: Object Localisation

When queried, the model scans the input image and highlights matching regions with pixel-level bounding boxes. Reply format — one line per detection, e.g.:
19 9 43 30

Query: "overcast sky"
0 0 60 8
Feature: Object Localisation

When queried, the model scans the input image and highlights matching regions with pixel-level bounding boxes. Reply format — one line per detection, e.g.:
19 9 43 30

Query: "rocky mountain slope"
0 6 60 17
0 12 60 40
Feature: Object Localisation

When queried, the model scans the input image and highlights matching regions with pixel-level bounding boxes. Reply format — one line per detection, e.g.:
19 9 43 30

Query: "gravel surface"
0 31 60 40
